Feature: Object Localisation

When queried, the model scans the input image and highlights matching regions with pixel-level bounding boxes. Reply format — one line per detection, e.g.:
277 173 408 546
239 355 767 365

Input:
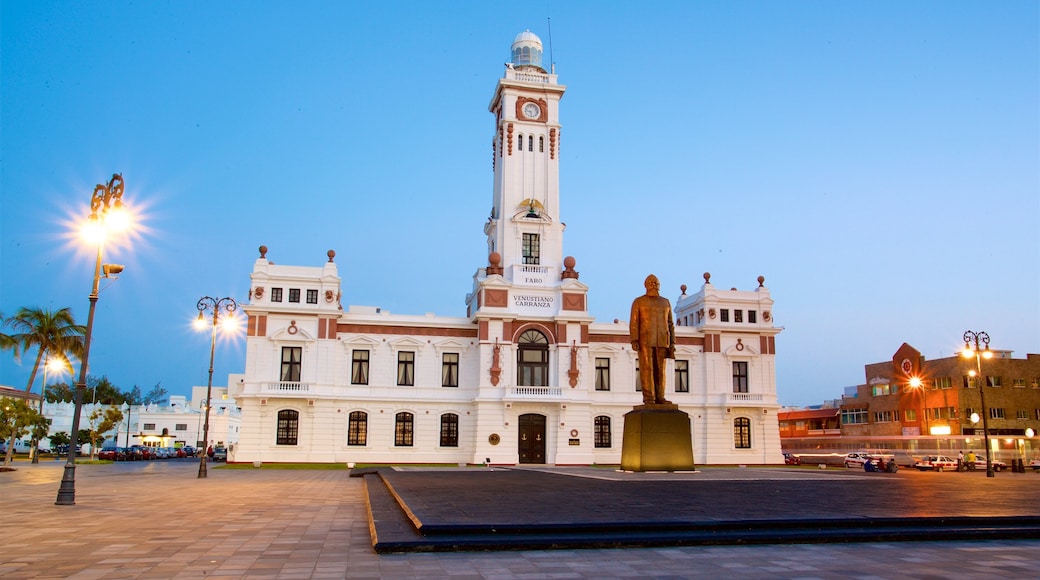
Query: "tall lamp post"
56 174 129 505
963 330 995 478
194 296 238 478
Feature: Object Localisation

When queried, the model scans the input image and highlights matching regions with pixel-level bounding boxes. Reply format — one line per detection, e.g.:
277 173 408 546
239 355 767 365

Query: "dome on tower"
511 30 544 72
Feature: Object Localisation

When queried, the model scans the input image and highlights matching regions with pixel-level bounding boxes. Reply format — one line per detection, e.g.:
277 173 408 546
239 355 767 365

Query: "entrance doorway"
518 413 546 464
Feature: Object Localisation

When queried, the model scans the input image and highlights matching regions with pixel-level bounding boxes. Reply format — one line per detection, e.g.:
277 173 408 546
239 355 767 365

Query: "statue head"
644 274 660 296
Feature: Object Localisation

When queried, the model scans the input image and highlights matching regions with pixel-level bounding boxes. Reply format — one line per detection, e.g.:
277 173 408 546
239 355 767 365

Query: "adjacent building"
229 31 783 466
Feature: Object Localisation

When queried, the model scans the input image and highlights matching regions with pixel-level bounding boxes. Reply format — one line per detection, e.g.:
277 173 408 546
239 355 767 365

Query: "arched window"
517 329 549 386
440 413 459 447
734 417 751 449
348 411 367 446
276 410 299 445
518 133 523 150
539 136 544 152
594 415 611 448
528 135 534 151
395 412 414 447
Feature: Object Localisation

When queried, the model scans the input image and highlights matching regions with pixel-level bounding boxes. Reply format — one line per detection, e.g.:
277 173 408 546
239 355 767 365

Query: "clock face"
522 102 541 120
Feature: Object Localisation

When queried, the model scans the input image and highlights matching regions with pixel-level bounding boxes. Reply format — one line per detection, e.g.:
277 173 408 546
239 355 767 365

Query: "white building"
231 31 782 466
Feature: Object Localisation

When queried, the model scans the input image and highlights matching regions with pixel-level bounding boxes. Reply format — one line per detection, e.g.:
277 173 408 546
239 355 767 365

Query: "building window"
271 288 283 302
948 407 958 419
539 136 544 152
397 352 415 386
594 415 611 448
442 353 459 387
517 329 548 386
748 310 757 323
306 289 318 304
720 309 730 322
594 358 610 391
280 347 302 382
841 409 868 424
904 409 916 422
351 350 369 385
674 360 689 393
935 376 952 389
734 310 743 323
1035 409 1040 420
1016 410 1028 420
965 407 976 420
175 423 188 431
987 376 1002 387
990 407 1005 420
518 133 523 150
873 411 893 423
143 423 156 431
276 410 299 445
348 411 367 446
395 412 413 446
1013 378 1026 388
734 417 751 449
528 135 533 151
963 375 978 388
440 413 459 447
732 361 748 393
522 233 540 264
288 288 301 303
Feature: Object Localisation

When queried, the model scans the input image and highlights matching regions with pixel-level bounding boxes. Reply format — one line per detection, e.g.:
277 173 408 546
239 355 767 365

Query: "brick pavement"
1 460 1039 578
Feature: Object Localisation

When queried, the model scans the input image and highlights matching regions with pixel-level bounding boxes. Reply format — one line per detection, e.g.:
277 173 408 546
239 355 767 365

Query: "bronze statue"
630 274 676 405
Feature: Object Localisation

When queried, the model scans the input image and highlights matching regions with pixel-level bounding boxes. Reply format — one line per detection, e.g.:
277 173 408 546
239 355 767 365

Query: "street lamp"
194 296 239 478
33 356 69 464
56 174 130 505
962 330 995 477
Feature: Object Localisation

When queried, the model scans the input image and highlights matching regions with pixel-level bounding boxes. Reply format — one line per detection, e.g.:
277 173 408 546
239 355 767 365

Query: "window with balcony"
732 361 748 393
522 233 540 264
276 410 299 445
395 412 414 446
351 350 369 385
348 411 367 445
440 413 459 447
397 351 415 386
594 415 611 448
442 353 459 387
280 347 302 382
595 358 610 391
517 329 548 386
674 359 689 393
734 417 751 448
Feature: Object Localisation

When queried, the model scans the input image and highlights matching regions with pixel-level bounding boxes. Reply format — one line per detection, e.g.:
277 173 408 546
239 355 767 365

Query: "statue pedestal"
620 406 695 472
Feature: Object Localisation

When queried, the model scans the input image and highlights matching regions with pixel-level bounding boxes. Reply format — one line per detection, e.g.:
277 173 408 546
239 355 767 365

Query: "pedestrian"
958 450 965 471
966 450 976 471
886 458 898 473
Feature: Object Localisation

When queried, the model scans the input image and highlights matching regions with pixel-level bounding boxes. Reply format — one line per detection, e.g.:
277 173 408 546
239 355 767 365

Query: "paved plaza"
1 460 1039 578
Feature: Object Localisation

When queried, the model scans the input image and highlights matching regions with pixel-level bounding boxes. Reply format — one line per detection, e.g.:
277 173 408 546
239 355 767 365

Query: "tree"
143 383 167 405
0 311 19 357
87 375 124 405
86 407 124 459
44 382 76 403
124 385 143 405
49 431 70 450
28 413 50 464
1 397 44 466
6 307 85 395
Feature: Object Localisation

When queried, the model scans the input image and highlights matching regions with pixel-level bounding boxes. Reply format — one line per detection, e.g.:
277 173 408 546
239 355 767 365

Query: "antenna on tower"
547 17 554 74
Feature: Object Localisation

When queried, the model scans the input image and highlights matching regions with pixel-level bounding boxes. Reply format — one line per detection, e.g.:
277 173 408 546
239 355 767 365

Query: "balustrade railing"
509 386 563 398
263 382 310 393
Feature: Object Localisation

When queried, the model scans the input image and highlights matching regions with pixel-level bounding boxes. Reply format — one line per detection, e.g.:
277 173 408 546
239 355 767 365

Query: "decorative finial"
561 256 578 279
757 275 765 287
327 249 336 263
680 284 687 295
703 272 711 284
259 245 268 259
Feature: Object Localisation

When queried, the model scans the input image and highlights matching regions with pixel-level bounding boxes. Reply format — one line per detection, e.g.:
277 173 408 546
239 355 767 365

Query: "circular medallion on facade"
900 358 913 375
570 429 578 437
488 433 501 445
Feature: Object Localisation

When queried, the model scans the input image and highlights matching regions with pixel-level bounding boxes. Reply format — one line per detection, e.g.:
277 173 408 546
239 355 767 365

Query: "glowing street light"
962 330 995 477
56 174 132 506
194 296 239 478
32 356 70 464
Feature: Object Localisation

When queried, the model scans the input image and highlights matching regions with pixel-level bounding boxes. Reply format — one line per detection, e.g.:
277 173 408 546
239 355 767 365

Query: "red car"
98 447 118 461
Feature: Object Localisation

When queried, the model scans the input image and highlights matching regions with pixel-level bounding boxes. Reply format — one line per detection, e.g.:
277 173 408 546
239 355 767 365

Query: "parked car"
970 456 1007 471
843 452 874 468
211 447 227 462
131 445 154 460
914 455 958 471
182 446 197 457
1030 459 1040 471
783 452 801 465
98 447 119 461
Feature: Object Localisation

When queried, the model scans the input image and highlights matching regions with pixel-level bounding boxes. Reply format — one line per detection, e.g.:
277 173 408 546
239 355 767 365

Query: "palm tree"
6 307 85 395
0 311 19 357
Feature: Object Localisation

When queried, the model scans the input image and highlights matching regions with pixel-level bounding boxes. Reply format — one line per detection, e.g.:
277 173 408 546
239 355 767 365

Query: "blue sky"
2 2 1037 407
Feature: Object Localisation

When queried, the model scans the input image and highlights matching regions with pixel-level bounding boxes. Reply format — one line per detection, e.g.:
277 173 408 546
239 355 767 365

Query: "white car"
969 456 1007 471
914 455 958 472
1030 459 1040 471
844 452 876 468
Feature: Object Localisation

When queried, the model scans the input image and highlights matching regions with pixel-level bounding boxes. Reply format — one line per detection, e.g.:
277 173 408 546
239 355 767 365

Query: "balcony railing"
508 386 563 399
263 382 310 393
728 393 764 403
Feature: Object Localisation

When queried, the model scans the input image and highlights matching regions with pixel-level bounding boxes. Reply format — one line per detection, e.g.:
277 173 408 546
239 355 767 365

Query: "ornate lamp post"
56 174 129 505
194 296 238 478
962 330 995 477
